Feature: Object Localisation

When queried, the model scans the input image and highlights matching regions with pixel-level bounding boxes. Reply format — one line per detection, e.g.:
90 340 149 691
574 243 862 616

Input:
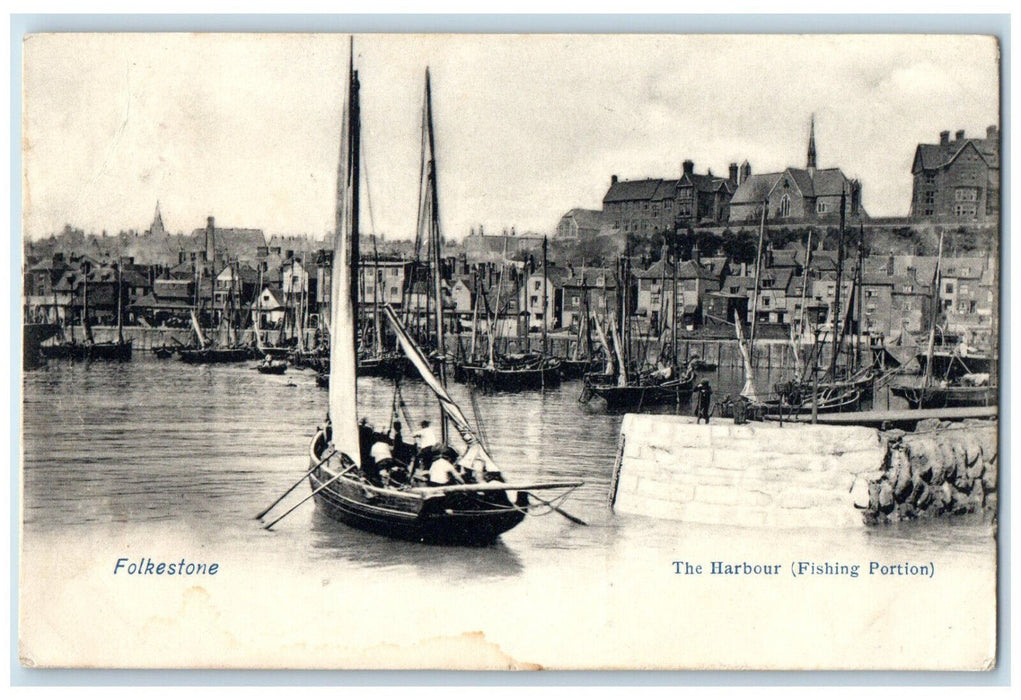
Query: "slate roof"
913 137 1000 174
730 173 780 205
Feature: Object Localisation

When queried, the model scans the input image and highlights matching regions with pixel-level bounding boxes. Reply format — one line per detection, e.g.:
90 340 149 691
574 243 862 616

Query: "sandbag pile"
861 420 997 524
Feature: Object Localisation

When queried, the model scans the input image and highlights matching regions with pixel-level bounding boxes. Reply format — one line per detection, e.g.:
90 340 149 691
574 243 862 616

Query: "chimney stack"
682 160 694 176
611 174 618 185
955 129 966 141
740 161 752 184
729 163 739 183
987 124 999 140
940 130 950 146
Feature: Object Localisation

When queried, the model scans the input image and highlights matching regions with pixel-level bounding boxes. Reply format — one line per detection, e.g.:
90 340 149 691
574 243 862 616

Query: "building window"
944 282 954 294
925 172 936 185
780 194 791 217
571 295 580 305
817 201 827 214
924 191 936 205
954 204 977 218
955 188 978 202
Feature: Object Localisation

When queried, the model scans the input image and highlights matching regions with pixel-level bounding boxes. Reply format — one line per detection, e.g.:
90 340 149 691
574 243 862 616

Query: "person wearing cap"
695 380 713 424
412 419 442 479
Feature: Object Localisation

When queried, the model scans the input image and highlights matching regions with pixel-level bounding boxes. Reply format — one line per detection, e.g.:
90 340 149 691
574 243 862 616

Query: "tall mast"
924 229 945 389
828 190 847 379
83 262 93 343
541 236 549 357
372 236 383 356
116 261 124 344
424 68 448 444
797 227 814 378
349 58 362 355
671 235 678 370
748 198 767 357
469 269 480 361
327 36 362 464
855 225 865 371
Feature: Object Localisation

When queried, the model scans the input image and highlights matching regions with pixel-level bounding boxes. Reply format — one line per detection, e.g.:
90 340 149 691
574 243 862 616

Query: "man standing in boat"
412 419 442 478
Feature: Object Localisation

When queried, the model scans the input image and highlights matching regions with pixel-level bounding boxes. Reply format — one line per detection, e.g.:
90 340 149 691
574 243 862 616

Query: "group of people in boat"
354 417 476 489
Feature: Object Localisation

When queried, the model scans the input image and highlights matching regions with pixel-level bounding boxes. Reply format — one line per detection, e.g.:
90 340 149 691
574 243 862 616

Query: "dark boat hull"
559 358 600 380
179 347 254 363
459 362 562 391
256 362 287 375
890 384 998 410
308 434 526 545
40 339 133 362
357 354 407 379
151 346 176 359
586 378 694 411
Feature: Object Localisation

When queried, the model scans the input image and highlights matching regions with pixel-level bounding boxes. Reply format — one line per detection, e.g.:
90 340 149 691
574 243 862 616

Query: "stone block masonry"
610 414 996 528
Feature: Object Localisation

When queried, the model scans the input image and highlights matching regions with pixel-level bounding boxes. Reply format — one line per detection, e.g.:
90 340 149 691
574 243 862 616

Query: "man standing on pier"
695 380 713 424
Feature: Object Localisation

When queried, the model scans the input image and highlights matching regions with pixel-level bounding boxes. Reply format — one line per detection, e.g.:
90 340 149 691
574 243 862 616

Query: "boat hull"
584 373 695 411
308 434 526 545
179 347 255 363
458 361 562 391
40 339 133 362
559 358 600 380
357 354 407 379
890 384 998 410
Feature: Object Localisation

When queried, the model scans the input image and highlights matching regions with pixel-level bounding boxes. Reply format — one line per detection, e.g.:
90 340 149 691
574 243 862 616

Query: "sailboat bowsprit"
292 50 582 545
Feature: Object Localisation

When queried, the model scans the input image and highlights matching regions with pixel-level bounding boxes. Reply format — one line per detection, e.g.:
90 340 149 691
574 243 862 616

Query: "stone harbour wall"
858 419 998 524
610 415 998 528
610 415 887 529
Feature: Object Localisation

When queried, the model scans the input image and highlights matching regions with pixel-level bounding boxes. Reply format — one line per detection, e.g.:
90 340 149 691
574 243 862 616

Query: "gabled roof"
603 178 668 203
912 137 1000 174
561 267 617 288
562 208 605 231
730 173 781 205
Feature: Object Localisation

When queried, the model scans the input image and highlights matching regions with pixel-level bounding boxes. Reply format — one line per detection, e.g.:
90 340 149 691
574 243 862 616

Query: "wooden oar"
525 491 588 526
263 462 357 531
255 449 336 520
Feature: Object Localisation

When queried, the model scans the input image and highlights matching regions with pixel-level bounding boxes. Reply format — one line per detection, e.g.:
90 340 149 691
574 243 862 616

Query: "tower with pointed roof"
150 201 166 236
806 114 817 174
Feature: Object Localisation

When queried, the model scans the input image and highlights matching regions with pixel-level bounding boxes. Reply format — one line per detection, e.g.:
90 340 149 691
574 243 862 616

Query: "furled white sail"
328 58 361 468
734 309 759 402
190 309 206 350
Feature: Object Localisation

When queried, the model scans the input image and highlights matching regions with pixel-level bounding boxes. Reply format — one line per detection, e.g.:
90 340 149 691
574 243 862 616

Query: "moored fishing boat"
275 54 582 545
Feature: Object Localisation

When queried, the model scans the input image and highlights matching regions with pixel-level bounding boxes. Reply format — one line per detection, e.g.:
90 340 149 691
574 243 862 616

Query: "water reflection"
21 355 991 581
308 509 525 579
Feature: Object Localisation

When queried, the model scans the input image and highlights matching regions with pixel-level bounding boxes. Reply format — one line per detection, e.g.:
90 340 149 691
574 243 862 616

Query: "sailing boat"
559 267 603 379
890 230 996 409
179 260 254 363
461 237 562 391
757 197 873 417
357 236 406 378
41 260 133 361
299 55 581 544
583 242 695 411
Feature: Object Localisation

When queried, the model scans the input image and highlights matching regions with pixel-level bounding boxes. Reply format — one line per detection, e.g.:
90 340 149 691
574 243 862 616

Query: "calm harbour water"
21 355 990 568
19 356 998 668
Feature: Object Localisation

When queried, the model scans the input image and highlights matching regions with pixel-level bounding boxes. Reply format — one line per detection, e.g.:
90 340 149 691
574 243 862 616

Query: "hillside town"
23 121 999 351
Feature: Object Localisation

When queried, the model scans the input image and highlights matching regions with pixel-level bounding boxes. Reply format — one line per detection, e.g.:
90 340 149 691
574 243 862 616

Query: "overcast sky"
22 33 999 241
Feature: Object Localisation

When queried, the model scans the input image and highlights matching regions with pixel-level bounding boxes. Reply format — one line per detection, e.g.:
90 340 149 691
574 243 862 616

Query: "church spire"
151 201 165 236
807 114 817 172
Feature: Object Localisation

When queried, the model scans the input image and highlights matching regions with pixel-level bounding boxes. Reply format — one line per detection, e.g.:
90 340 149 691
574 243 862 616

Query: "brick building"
601 160 741 235
909 126 1000 223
